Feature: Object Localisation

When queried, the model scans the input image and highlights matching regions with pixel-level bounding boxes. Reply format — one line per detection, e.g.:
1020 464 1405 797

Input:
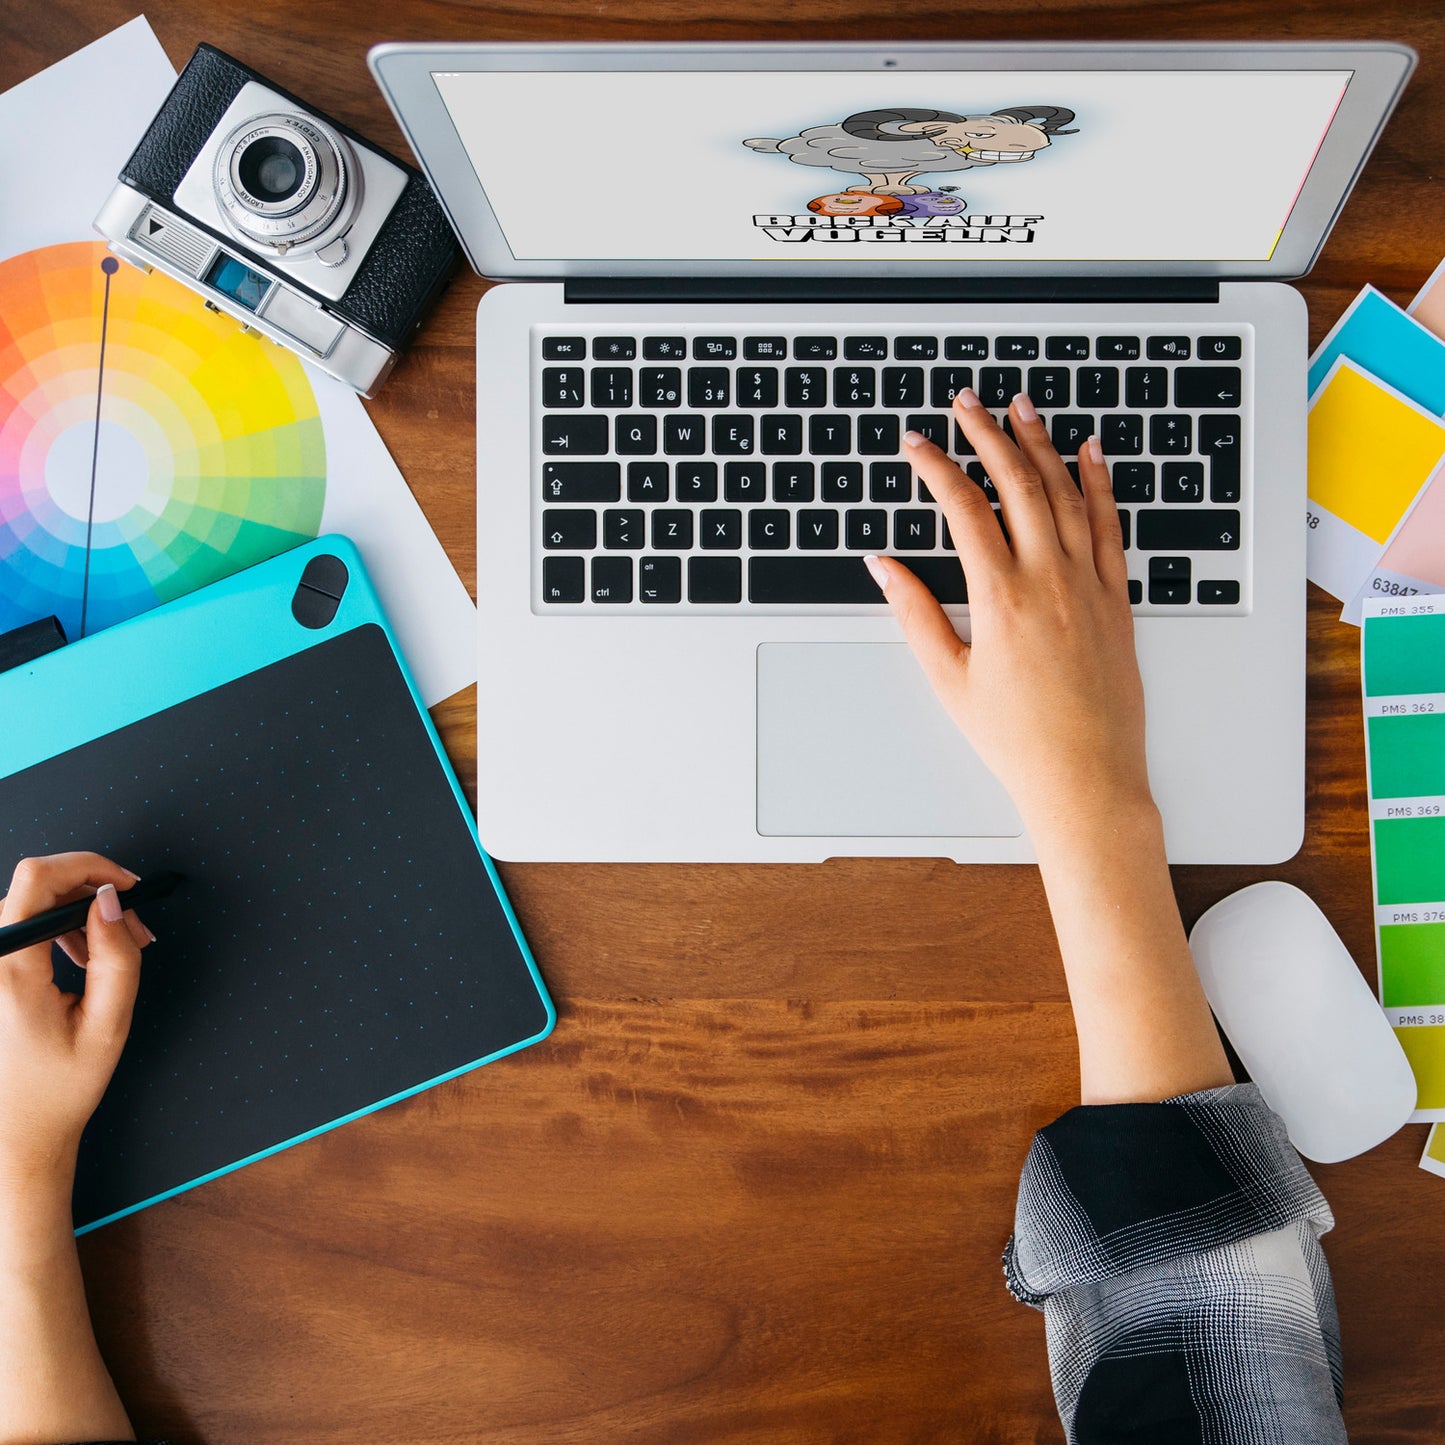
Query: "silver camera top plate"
173 80 407 302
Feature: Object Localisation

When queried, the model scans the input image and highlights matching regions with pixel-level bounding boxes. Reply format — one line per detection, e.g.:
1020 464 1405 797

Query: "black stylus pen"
0 871 185 956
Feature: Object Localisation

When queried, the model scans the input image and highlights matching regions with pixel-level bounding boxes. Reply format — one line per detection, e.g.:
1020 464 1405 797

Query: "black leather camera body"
93 45 460 394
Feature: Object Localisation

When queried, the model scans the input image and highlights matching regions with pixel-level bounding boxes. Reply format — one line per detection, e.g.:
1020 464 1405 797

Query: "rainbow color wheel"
0 241 326 638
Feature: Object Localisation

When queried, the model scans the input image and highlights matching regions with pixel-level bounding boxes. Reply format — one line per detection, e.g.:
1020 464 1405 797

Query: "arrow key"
542 508 597 550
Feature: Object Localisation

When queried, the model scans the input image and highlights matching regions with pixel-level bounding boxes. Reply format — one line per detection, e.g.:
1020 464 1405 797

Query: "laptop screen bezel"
367 40 1415 282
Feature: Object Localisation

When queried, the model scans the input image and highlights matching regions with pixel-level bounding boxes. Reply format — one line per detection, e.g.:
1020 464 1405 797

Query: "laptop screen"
431 68 1351 265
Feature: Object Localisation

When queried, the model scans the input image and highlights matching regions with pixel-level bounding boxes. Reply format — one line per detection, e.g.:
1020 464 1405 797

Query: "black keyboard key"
1136 508 1241 551
663 415 707 454
543 508 596 550
592 336 636 360
1128 579 1143 605
615 415 657 455
1124 367 1168 408
785 367 827 407
1118 508 1131 550
793 336 838 360
689 368 730 408
643 336 687 360
689 556 742 603
744 336 787 360
869 462 912 502
541 461 620 502
1077 367 1120 408
1027 367 1071 408
1102 415 1143 456
1198 579 1240 604
979 366 1022 408
931 367 974 409
638 555 681 602
952 419 975 457
693 336 737 360
1147 335 1191 360
808 415 851 454
736 367 779 408
1051 414 1095 456
1150 578 1190 605
639 367 682 407
712 415 755 455
882 367 925 409
542 336 586 361
724 461 766 502
1200 414 1242 502
541 415 609 455
1148 556 1190 606
997 336 1039 360
722 468 768 508
591 555 632 602
797 509 840 549
1097 336 1140 360
761 415 803 455
1198 336 1242 361
1149 414 1192 455
591 367 632 407
542 367 585 407
1046 336 1090 360
845 509 889 550
894 509 936 550
945 335 988 360
675 461 718 501
835 367 876 407
652 509 694 550
895 335 938 360
750 509 791 550
965 462 998 502
1161 462 1205 503
603 508 645 549
700 509 742 549
857 414 900 454
1111 462 1155 503
772 462 815 502
542 555 584 602
906 414 949 450
749 555 967 604
844 336 889 359
1175 366 1242 408
627 461 668 502
821 462 864 503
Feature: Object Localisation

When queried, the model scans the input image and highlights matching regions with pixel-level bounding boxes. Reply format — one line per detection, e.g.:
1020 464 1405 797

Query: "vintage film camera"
94 45 459 395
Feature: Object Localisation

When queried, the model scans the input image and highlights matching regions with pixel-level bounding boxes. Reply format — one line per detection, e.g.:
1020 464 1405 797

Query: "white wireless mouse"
1188 881 1416 1163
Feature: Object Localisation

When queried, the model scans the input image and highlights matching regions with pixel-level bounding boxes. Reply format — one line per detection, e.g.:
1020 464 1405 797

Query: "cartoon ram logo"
744 105 1077 215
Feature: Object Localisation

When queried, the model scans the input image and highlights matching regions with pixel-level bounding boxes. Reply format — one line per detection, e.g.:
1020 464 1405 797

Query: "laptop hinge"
564 276 1221 306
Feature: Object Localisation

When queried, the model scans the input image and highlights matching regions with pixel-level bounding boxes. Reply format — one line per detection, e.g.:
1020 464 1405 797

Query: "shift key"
540 461 621 502
1136 508 1241 551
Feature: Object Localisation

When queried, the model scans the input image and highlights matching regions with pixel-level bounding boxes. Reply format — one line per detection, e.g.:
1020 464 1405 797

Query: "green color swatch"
1374 817 1445 905
1364 611 1445 697
1367 713 1445 799
1379 923 1445 1007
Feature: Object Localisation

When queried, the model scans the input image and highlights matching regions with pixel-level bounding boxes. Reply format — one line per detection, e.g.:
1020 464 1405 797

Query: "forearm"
0 1173 133 1445
1030 797 1233 1105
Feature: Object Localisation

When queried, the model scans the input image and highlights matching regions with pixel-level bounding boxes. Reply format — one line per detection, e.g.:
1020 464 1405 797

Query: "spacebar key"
750 555 967 603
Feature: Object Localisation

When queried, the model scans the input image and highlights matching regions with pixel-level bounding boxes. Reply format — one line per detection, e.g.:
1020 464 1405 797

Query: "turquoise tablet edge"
0 534 557 1234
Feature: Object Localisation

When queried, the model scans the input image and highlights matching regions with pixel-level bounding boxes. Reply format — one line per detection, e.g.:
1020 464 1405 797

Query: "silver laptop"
369 40 1413 863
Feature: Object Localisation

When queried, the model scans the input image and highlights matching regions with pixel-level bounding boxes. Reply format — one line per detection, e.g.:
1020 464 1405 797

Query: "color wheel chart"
0 241 326 639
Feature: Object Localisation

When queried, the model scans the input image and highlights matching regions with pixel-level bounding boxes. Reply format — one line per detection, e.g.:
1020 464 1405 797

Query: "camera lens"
237 136 305 203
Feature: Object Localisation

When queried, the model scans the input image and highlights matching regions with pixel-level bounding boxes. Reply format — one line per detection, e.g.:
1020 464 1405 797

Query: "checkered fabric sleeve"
1003 1083 1345 1445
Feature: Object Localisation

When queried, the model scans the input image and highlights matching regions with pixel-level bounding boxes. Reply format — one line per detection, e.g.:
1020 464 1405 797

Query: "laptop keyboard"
533 329 1248 612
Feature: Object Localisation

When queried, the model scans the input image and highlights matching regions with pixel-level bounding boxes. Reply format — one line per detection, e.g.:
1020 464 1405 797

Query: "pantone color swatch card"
1362 594 1445 1120
1423 1123 1445 1179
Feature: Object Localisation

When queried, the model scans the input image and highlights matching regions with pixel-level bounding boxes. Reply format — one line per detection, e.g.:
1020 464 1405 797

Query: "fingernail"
1013 391 1038 423
97 883 122 924
863 554 889 592
1087 434 1104 465
122 867 141 882
955 387 982 410
139 920 157 944
903 429 927 448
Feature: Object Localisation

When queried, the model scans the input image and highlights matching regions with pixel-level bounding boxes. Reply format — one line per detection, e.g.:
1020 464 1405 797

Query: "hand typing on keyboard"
866 388 1150 842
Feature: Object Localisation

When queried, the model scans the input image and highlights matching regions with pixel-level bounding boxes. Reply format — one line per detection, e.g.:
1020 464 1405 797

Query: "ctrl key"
591 556 633 603
542 556 585 603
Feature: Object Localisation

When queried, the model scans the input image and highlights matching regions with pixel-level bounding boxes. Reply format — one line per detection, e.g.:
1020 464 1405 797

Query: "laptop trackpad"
756 643 1023 838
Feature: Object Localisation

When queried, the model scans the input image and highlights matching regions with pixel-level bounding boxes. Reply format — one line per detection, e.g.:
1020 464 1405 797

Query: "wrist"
1023 785 1164 868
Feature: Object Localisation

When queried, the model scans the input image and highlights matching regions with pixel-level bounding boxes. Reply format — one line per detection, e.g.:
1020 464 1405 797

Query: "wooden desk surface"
5 4 1443 1440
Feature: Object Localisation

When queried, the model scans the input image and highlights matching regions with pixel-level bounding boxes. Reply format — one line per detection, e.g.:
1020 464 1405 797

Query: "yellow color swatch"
1308 361 1445 543
1396 1025 1445 1113
1424 1123 1445 1176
